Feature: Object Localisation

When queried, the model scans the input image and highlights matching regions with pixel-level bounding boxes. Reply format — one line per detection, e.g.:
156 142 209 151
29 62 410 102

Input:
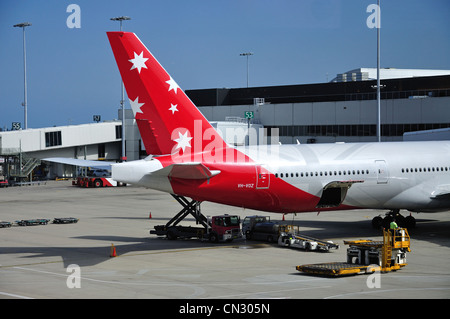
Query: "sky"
1 0 449 129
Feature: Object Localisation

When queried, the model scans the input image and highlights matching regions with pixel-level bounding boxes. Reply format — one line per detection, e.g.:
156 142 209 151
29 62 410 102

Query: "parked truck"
242 215 271 236
244 215 280 243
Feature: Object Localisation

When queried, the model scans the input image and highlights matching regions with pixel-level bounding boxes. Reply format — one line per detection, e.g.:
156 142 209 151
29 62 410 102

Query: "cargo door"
316 181 363 208
375 160 389 184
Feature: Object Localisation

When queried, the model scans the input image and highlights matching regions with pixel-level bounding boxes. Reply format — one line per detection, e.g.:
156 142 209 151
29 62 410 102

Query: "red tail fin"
107 32 227 157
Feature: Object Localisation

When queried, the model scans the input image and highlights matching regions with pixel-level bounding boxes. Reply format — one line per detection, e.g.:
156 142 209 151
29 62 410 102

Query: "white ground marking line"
0 292 34 299
12 266 330 298
12 266 205 298
13 266 200 286
204 286 333 299
12 266 325 287
325 287 450 299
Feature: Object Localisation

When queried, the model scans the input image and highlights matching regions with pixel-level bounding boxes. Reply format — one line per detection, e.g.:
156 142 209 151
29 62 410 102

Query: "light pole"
110 16 131 161
110 16 130 31
240 52 253 88
13 22 31 130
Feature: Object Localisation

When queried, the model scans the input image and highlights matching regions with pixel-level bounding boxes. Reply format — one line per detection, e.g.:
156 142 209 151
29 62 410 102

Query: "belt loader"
278 225 339 251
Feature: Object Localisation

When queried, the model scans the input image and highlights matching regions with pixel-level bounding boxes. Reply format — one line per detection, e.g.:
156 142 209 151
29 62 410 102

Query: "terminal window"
98 143 105 159
45 131 62 147
269 123 450 138
115 125 122 139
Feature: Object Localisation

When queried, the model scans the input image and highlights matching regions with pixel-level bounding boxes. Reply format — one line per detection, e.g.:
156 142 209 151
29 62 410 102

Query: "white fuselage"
242 140 450 212
112 140 450 213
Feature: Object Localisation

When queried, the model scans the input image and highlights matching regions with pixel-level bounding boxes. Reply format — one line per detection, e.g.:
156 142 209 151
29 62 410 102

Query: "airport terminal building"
1 68 449 182
189 69 450 144
0 122 123 182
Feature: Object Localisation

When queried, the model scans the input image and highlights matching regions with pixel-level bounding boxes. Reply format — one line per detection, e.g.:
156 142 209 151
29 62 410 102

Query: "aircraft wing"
151 163 221 180
42 157 114 169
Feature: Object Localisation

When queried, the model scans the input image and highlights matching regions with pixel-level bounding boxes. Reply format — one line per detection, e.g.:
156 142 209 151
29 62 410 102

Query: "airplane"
47 31 450 229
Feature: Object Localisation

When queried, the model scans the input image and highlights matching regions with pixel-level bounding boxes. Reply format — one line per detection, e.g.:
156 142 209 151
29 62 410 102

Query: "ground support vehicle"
296 228 411 277
52 217 79 224
245 221 280 242
151 194 242 242
278 231 339 251
72 176 125 188
242 215 271 236
0 178 9 188
0 221 12 228
15 219 50 226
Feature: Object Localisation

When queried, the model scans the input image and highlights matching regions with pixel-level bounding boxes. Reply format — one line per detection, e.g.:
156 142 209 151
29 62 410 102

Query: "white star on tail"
129 97 144 115
166 76 180 94
174 131 193 153
169 104 178 114
129 51 148 73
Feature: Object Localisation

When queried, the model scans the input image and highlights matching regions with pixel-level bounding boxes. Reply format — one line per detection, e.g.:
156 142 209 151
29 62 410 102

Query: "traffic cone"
149 212 152 219
282 214 285 221
110 243 117 257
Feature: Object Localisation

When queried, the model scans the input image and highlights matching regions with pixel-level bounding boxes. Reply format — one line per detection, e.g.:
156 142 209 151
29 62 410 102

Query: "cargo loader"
296 228 411 276
151 195 242 242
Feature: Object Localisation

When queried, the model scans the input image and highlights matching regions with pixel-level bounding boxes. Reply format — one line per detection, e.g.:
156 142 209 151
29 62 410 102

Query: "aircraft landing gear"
372 209 416 229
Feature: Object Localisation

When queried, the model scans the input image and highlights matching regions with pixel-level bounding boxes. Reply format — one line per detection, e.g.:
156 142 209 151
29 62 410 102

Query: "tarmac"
1 180 449 300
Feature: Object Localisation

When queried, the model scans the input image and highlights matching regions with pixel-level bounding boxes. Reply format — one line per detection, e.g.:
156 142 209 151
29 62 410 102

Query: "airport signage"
244 111 254 119
12 122 21 130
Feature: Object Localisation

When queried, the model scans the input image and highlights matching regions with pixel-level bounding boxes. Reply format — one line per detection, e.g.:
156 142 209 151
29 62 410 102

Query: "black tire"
382 217 391 230
372 216 383 229
396 214 406 227
404 215 416 228
167 229 178 240
94 179 103 187
209 232 219 243
305 242 312 251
